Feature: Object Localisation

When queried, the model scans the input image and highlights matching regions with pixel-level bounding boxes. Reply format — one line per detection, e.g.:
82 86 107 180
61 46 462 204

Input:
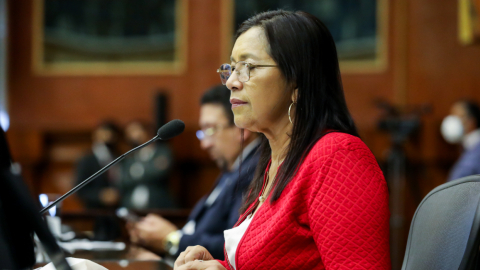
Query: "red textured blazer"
219 132 391 270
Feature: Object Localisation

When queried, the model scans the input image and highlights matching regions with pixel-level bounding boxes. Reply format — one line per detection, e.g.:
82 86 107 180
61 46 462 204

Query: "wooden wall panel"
5 0 397 207
8 0 223 136
7 0 224 208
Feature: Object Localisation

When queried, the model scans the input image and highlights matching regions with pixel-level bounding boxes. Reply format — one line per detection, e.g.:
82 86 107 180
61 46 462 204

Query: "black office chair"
401 175 480 270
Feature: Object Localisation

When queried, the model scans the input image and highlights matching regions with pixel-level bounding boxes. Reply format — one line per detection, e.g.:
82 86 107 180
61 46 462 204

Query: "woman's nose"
226 71 243 91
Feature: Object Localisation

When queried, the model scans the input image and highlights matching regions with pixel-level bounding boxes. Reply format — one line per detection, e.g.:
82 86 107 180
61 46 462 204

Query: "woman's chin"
233 116 252 130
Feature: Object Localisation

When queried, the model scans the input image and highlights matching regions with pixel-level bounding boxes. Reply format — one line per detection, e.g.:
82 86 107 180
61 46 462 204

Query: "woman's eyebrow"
230 53 259 63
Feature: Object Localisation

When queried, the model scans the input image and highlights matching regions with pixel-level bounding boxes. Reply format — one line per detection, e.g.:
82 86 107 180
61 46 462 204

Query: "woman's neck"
264 118 292 166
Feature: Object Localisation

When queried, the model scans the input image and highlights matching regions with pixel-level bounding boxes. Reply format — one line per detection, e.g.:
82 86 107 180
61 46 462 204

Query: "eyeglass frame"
196 124 234 140
216 61 277 85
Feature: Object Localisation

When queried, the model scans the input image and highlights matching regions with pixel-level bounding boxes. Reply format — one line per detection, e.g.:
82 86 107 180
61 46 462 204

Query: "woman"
175 10 390 270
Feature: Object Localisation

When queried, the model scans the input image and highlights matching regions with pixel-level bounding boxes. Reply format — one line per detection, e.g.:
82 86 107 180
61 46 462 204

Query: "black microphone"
39 119 185 215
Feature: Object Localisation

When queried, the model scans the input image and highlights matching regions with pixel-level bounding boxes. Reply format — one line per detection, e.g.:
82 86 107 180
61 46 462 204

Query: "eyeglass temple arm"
217 63 277 73
251 64 278 68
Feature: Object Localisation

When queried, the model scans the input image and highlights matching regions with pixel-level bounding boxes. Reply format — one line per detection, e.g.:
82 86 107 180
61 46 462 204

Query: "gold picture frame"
220 0 388 74
340 0 388 73
459 0 480 45
32 0 188 76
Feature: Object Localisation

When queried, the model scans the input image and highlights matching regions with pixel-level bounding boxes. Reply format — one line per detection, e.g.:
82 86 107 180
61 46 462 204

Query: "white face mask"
441 115 464 144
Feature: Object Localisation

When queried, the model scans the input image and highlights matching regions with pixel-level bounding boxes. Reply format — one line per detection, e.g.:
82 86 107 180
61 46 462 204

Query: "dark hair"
96 120 121 135
237 10 359 213
200 84 234 125
459 100 480 129
125 119 155 136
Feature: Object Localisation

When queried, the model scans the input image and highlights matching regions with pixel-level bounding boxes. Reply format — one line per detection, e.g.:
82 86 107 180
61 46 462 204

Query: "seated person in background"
76 121 121 209
128 85 260 259
175 10 390 270
441 100 480 182
75 121 122 240
119 120 176 209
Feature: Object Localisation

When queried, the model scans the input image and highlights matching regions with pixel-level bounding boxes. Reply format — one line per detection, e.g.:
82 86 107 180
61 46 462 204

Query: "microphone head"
157 119 185 140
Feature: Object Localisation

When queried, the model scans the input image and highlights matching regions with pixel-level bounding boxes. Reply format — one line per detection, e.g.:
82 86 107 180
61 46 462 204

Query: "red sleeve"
308 136 391 269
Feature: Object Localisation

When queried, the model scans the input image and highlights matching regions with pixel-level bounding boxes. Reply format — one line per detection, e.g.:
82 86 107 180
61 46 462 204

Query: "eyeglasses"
216 61 277 85
196 125 232 140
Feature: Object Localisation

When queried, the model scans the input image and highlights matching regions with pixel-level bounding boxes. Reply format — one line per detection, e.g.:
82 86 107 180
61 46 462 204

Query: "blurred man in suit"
76 121 122 209
441 100 480 181
128 85 260 259
75 121 122 240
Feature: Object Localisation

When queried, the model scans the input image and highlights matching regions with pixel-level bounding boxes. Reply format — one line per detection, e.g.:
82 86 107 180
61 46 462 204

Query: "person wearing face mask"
441 100 480 182
118 120 176 209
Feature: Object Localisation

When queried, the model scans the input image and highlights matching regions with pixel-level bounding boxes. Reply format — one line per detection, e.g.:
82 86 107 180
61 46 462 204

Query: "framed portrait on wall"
220 0 388 73
32 0 188 76
459 0 480 45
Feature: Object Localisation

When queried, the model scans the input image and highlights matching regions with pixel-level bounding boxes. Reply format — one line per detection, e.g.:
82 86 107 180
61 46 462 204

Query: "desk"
60 209 191 237
38 260 172 270
36 245 173 270
35 210 185 269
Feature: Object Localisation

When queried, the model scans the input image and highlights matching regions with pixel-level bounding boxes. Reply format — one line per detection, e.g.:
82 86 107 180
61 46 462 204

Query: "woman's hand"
175 260 226 270
174 245 226 270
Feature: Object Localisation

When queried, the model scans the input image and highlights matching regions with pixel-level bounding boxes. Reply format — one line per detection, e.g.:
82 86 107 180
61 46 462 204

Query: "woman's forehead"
231 27 270 62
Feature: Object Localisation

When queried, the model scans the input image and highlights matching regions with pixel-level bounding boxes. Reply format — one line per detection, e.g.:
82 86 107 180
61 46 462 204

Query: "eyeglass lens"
196 127 217 140
219 64 231 85
218 62 249 85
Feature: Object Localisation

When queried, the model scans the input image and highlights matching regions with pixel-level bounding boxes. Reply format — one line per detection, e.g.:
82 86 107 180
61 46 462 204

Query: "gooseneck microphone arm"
39 119 185 215
40 136 156 215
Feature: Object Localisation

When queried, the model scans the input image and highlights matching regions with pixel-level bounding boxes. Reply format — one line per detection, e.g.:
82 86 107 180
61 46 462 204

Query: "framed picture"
32 0 188 76
459 0 480 45
221 0 388 73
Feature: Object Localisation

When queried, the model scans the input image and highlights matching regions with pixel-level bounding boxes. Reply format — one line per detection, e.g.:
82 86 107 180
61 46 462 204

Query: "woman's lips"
230 98 248 108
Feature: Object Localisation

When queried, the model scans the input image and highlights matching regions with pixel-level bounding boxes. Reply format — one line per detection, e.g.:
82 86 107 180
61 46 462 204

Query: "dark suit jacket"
75 152 122 240
176 147 260 260
75 153 116 209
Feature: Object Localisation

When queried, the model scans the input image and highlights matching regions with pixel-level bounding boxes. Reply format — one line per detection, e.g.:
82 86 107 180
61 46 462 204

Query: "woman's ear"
291 88 298 103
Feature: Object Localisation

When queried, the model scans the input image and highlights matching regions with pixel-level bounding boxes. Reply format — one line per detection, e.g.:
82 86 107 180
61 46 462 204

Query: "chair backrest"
402 175 480 270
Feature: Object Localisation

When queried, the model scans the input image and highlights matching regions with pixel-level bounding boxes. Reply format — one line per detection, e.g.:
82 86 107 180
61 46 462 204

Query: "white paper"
57 240 126 253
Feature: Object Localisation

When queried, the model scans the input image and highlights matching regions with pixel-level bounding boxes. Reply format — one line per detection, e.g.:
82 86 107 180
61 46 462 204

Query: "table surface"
36 245 174 270
35 210 185 270
37 260 173 270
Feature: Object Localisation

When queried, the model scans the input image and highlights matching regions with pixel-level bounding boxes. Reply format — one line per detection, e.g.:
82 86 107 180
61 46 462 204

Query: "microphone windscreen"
157 119 185 140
